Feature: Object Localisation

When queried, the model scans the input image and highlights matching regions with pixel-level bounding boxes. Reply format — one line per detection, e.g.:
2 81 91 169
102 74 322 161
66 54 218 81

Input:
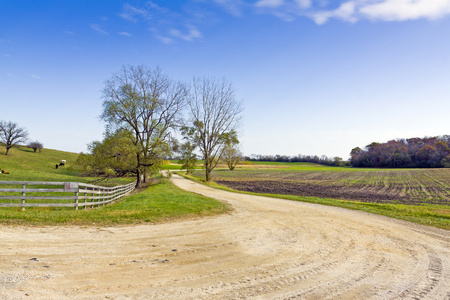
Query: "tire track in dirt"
397 250 443 300
0 174 449 299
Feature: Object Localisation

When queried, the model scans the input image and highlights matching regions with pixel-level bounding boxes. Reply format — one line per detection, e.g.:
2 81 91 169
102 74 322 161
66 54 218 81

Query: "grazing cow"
55 164 59 169
1 170 9 174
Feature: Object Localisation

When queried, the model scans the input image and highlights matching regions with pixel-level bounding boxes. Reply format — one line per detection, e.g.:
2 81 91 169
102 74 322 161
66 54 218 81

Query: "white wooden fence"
0 181 136 210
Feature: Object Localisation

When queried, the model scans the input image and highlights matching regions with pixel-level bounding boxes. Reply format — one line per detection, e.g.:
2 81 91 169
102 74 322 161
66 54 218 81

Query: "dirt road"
1 174 449 299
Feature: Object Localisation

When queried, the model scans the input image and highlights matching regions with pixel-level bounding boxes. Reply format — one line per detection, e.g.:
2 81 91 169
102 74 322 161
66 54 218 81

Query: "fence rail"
0 181 136 210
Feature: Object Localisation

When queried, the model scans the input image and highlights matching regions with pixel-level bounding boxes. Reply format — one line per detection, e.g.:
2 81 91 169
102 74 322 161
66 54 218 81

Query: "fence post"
21 184 26 211
97 187 101 207
74 190 79 210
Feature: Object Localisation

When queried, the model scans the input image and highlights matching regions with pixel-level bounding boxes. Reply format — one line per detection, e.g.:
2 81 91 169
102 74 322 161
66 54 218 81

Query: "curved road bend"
0 174 448 299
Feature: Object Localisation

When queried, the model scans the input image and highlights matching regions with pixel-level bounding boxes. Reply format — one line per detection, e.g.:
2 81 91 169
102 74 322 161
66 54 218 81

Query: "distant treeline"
244 154 351 167
350 136 450 168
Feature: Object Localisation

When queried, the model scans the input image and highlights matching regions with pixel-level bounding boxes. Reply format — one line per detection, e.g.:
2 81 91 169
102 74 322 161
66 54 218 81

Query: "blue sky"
1 0 450 159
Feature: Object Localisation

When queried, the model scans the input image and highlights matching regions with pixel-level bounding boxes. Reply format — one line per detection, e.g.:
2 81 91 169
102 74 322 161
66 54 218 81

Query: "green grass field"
0 145 228 225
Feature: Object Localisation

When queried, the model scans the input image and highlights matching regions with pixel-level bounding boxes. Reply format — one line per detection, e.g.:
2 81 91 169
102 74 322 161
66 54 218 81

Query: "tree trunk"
135 153 142 187
205 159 211 181
143 169 148 183
205 168 211 181
135 171 140 187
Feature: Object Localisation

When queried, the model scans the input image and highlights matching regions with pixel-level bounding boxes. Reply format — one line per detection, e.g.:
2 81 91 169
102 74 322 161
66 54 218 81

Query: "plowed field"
209 168 450 205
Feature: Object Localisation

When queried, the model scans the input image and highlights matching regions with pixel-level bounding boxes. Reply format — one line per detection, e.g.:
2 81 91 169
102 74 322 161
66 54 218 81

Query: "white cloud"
115 0 450 45
63 30 76 35
255 0 285 8
90 24 109 36
213 0 244 16
119 2 167 23
120 2 205 44
311 0 450 24
118 31 133 37
169 26 203 41
311 1 357 24
31 74 41 79
359 0 450 21
155 35 174 44
246 0 450 24
295 0 311 9
149 27 174 44
119 3 149 22
254 0 299 21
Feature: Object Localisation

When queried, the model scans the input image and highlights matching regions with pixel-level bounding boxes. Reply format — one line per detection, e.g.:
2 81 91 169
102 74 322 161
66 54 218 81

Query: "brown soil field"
210 168 450 205
1 174 449 299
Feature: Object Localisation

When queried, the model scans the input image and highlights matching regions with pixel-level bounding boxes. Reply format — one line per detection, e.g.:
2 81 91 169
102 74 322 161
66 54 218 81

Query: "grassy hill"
0 145 133 185
0 144 81 182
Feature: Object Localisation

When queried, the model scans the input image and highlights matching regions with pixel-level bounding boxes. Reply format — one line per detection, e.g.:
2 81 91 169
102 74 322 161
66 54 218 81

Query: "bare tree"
222 144 242 171
27 141 44 153
184 77 243 181
0 121 29 155
101 65 188 186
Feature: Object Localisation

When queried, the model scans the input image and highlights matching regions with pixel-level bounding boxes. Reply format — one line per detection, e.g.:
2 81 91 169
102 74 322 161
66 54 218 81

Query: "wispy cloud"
169 26 202 41
90 23 109 36
358 0 450 22
119 2 168 22
114 0 450 45
252 0 450 24
119 3 148 22
213 0 245 16
149 27 174 44
155 34 175 44
63 30 76 35
31 74 41 79
118 31 133 37
119 2 204 44
295 0 311 9
255 0 285 8
311 2 358 25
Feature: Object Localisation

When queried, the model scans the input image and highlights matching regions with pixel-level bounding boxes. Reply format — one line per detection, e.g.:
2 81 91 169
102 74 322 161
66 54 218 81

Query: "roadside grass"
179 166 450 230
0 146 229 225
0 177 229 226
165 160 206 170
274 195 450 230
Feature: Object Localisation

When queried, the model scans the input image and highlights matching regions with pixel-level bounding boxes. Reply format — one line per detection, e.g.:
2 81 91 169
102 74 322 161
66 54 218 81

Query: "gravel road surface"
1 174 449 299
